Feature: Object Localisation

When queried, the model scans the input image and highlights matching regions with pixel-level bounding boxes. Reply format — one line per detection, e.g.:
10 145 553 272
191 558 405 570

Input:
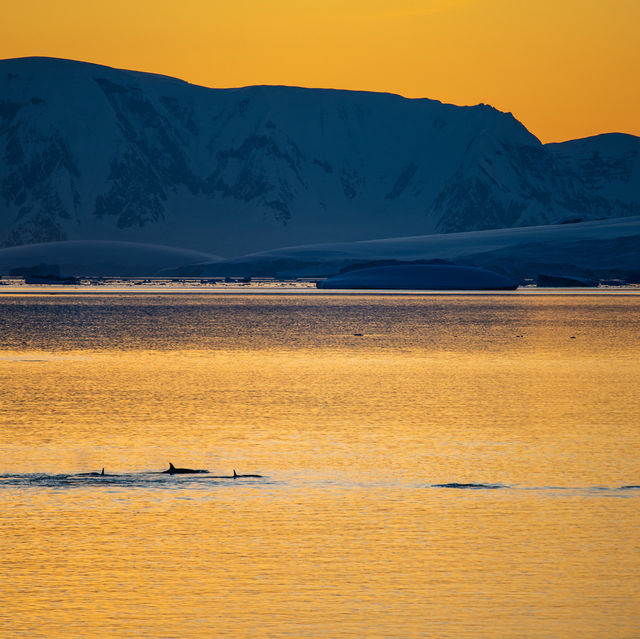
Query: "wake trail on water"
431 482 505 489
0 472 272 489
428 483 640 495
1 474 639 495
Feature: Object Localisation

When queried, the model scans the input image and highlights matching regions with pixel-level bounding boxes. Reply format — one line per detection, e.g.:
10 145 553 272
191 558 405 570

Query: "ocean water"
1 291 639 638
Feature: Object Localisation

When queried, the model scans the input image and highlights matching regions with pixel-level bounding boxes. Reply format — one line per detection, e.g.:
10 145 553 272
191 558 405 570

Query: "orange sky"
3 0 639 142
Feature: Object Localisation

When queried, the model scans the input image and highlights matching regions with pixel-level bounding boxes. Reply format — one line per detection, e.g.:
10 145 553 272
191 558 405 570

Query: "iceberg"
536 274 598 287
316 264 518 290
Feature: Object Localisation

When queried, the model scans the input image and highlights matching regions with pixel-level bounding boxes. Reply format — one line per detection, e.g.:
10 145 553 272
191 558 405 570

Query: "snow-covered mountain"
547 133 640 217
2 57 639 256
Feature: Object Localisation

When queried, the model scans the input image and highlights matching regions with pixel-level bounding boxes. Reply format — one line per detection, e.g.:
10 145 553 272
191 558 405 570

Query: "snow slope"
176 216 640 281
0 240 221 276
2 57 639 256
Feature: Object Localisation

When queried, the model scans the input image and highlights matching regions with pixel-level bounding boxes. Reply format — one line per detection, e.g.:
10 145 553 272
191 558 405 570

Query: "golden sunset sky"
3 0 638 142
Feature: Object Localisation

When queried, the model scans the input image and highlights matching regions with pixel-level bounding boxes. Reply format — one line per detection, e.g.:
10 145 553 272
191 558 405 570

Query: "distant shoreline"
0 283 638 296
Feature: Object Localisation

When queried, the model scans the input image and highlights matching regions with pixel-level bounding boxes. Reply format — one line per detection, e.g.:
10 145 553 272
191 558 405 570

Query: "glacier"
166 216 640 281
0 240 222 277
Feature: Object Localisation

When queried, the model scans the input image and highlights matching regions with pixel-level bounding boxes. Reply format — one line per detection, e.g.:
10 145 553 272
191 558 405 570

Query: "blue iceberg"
317 264 518 290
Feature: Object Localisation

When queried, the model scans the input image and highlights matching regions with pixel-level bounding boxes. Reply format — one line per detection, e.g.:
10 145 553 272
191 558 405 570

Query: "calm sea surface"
1 291 639 638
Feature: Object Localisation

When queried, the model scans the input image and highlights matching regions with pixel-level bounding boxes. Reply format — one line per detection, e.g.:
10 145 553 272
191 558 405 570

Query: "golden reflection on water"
1 294 639 638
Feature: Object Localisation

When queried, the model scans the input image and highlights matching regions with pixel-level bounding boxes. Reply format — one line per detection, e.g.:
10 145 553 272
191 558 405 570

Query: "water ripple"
431 482 506 489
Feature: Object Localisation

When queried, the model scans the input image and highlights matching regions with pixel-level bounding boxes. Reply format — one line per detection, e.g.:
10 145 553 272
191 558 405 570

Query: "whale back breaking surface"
163 462 208 475
233 469 263 479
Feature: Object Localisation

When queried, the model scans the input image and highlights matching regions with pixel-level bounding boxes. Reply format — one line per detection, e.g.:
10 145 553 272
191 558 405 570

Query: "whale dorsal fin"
233 469 237 478
101 468 104 476
169 462 175 471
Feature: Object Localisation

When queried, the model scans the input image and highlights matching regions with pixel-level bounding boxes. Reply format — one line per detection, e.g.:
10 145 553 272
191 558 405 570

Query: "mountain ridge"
1 57 638 256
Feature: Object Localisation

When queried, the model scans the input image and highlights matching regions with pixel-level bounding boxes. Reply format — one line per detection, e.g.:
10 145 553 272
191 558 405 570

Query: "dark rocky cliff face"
1 57 639 255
